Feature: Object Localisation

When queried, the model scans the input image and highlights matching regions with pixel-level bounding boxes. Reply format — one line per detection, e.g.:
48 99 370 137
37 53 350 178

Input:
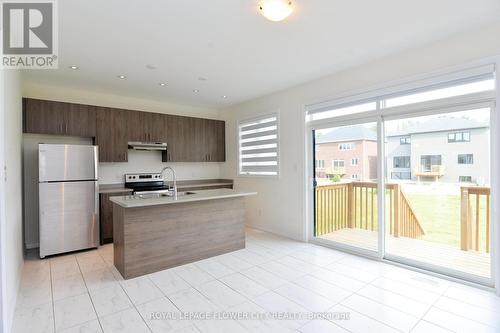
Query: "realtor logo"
1 0 58 69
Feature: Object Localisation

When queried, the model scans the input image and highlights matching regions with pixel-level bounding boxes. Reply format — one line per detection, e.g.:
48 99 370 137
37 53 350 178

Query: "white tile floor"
12 228 500 333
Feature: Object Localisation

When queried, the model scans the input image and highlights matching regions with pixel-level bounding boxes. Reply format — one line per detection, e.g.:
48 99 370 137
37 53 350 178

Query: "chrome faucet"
160 166 178 200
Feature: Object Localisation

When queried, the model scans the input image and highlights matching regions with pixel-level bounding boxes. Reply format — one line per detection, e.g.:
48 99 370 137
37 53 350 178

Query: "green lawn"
404 193 461 246
405 192 488 249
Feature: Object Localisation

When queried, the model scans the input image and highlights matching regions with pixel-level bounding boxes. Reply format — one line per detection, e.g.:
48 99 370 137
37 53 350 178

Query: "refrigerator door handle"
94 146 99 180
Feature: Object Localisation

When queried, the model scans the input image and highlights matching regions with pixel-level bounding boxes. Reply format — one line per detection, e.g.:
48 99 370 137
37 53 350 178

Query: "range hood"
128 142 168 151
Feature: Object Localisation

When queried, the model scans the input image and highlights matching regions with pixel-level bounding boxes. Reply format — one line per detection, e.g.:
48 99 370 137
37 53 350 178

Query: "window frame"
399 137 411 145
459 175 473 183
458 154 474 165
448 131 471 143
237 112 280 178
393 156 411 168
332 159 345 168
338 143 354 151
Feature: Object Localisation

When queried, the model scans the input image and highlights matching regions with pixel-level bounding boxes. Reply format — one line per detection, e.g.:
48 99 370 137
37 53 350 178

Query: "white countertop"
109 189 257 208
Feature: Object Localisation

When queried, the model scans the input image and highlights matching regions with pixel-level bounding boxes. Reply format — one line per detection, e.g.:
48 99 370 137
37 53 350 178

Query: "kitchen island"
109 189 256 279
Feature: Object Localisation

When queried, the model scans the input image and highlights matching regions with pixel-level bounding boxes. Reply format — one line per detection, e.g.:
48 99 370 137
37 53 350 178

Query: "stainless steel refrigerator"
39 144 99 258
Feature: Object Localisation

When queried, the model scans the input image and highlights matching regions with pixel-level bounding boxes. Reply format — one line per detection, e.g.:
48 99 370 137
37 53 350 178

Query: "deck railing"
460 186 490 253
315 182 425 239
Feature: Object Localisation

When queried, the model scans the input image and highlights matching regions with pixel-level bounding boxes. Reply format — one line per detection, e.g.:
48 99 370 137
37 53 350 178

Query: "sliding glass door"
311 109 493 283
313 121 379 254
308 66 497 286
384 107 492 282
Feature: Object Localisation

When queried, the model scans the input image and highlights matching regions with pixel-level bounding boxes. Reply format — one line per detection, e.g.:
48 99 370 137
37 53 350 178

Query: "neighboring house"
315 126 377 181
386 117 490 184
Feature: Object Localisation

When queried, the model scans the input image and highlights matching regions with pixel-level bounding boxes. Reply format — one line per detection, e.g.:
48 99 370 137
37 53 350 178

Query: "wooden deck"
319 228 490 278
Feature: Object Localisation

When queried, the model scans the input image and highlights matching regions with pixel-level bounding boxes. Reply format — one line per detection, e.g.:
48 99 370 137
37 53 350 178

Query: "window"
339 143 355 151
459 176 472 182
391 172 411 180
308 102 377 121
238 114 279 176
316 160 325 168
351 174 359 180
351 158 359 166
448 131 470 143
393 156 410 168
400 137 411 145
333 160 345 168
307 67 495 123
385 78 495 108
458 154 474 164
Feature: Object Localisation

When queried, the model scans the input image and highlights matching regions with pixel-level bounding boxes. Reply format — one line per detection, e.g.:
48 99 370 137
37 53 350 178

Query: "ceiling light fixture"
69 65 79 70
117 75 127 79
192 89 200 93
259 0 294 22
222 95 228 99
159 82 167 86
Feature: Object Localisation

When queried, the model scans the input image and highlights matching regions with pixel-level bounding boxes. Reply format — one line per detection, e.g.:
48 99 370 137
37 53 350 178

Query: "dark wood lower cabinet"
100 191 131 244
99 184 232 244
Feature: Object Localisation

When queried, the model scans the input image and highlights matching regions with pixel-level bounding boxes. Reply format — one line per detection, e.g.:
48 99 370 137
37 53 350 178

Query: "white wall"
23 81 220 119
0 70 23 332
220 22 500 241
99 151 223 184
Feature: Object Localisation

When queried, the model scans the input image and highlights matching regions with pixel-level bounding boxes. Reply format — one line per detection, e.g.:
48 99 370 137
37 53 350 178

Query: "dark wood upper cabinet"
201 119 225 162
23 98 224 163
67 103 97 137
163 115 196 162
214 120 226 161
151 112 168 142
126 110 147 142
95 107 128 162
23 98 96 137
126 111 167 143
162 116 225 162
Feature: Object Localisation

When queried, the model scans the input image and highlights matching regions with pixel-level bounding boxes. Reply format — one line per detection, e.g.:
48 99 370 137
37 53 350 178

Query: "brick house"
315 125 377 182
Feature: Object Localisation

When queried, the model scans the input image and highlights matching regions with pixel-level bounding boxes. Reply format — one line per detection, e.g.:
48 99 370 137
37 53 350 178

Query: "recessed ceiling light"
192 89 200 93
198 77 208 81
146 65 157 70
159 82 167 86
222 95 228 99
259 0 294 22
117 75 127 79
69 65 79 70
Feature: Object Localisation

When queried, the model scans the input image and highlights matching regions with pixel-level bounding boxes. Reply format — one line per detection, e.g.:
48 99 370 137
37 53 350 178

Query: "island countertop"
109 189 257 208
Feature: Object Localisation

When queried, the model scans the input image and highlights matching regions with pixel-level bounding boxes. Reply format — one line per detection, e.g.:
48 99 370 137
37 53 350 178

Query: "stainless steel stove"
124 173 170 194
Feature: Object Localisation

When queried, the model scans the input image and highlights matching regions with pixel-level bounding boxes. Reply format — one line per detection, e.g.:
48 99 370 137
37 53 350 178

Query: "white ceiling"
23 0 500 109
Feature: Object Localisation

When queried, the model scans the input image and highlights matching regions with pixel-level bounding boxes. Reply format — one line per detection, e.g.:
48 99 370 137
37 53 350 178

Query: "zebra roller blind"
238 114 279 176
